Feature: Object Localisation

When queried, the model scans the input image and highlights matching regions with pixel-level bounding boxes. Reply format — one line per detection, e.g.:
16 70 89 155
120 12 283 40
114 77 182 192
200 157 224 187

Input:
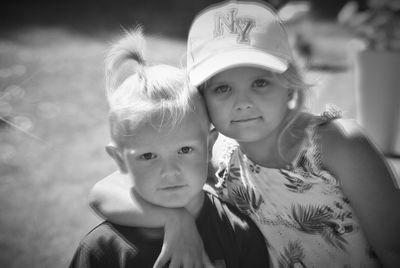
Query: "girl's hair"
105 28 209 147
273 63 311 162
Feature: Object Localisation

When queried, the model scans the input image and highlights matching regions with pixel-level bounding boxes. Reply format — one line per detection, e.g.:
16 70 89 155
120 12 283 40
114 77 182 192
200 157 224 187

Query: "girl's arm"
89 171 175 227
320 118 400 268
89 171 214 268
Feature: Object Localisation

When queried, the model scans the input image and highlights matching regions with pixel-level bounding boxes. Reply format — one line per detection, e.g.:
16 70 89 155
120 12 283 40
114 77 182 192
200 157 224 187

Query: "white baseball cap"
187 0 293 86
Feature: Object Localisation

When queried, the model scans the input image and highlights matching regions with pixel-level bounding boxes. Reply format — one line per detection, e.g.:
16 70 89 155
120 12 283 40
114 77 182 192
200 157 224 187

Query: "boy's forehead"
149 110 205 130
121 111 207 145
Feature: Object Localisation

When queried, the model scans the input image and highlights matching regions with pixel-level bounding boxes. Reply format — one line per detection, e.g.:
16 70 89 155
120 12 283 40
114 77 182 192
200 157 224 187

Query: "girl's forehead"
209 66 275 82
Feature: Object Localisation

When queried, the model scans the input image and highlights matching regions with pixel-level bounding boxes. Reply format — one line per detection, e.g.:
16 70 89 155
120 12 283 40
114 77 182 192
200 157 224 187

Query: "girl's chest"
220 160 380 268
222 156 356 230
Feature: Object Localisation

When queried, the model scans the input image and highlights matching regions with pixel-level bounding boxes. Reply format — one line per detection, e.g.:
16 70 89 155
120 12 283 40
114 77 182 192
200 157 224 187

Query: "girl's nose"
234 93 253 111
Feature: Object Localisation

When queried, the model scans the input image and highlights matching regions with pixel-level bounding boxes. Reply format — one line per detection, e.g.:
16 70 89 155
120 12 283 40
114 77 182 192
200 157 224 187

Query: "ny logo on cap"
213 8 255 44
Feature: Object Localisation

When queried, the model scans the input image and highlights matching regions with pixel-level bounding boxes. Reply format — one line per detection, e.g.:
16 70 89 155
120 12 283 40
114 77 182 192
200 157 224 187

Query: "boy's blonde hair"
105 28 209 148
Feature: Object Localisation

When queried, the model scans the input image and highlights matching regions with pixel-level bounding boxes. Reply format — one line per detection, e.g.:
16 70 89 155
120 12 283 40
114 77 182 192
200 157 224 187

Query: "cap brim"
189 50 289 86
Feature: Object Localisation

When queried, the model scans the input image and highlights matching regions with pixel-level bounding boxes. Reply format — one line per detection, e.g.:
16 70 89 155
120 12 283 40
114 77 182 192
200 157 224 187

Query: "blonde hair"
273 63 311 162
105 28 209 147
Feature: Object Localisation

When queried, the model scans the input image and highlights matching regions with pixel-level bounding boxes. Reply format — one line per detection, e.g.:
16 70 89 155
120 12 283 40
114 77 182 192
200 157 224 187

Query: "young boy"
69 29 269 268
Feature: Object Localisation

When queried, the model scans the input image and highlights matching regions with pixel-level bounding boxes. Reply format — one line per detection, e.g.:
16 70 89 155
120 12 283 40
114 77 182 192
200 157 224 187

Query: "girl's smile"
231 116 262 124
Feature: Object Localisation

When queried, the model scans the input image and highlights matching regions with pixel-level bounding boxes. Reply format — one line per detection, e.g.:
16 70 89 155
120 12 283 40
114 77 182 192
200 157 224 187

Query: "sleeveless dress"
214 112 381 268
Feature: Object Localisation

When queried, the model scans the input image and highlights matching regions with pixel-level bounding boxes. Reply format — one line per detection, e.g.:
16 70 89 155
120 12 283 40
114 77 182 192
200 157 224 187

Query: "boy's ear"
207 128 219 158
105 143 128 174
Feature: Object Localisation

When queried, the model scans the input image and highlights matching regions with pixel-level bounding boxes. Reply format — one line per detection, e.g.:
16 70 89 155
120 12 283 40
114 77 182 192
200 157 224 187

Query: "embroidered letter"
236 17 255 43
214 8 255 44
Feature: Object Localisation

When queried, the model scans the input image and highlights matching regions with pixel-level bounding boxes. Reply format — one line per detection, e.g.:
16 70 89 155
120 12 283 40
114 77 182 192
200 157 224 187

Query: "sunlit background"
1 0 399 267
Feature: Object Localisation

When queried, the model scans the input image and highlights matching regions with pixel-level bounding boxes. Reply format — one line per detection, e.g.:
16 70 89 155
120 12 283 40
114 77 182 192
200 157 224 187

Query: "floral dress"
214 113 381 268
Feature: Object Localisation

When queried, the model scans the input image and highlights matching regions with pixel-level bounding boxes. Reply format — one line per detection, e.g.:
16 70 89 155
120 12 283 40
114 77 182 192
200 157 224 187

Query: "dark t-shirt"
69 192 269 268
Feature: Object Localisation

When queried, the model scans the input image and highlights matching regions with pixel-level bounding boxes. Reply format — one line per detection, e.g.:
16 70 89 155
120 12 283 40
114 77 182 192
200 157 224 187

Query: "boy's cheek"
187 159 209 181
130 166 157 180
127 163 159 184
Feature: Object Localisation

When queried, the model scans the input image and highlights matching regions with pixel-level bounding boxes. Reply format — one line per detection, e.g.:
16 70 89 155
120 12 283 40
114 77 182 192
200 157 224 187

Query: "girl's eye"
213 85 231 94
178 146 193 154
140 153 157 160
253 79 270 88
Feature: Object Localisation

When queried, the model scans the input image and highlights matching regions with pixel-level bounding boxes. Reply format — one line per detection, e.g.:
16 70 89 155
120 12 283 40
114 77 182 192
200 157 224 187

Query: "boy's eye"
253 79 269 88
140 153 157 160
213 85 231 94
178 146 193 154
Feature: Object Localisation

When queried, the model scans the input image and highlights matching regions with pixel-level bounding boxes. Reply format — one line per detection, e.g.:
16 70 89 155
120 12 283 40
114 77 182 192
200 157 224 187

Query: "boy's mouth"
159 185 187 191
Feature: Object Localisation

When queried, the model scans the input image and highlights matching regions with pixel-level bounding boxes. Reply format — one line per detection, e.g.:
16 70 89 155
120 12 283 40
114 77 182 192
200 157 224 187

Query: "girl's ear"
207 128 219 159
105 143 128 174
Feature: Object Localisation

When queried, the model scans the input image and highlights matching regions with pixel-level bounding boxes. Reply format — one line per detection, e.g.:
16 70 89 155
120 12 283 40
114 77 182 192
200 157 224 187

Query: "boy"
69 29 269 268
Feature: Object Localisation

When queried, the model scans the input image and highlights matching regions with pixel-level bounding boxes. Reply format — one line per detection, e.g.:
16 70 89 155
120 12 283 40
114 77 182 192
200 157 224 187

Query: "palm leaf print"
227 164 241 182
215 164 240 191
321 228 347 251
281 169 314 193
292 204 331 233
229 184 263 216
291 204 348 250
296 151 324 180
298 148 339 187
278 240 306 268
249 163 261 173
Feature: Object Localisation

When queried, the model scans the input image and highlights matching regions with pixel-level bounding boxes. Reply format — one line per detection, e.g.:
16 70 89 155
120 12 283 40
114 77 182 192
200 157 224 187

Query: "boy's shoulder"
201 191 258 232
77 221 137 251
70 222 126 267
70 222 162 268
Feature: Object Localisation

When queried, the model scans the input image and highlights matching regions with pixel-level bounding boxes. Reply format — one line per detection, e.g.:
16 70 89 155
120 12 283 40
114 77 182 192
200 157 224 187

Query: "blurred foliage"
2 0 362 33
307 0 367 19
338 0 400 51
1 0 290 34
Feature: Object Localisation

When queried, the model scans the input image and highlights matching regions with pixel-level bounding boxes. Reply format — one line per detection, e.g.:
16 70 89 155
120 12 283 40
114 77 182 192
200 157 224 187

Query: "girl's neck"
238 113 311 169
238 132 288 169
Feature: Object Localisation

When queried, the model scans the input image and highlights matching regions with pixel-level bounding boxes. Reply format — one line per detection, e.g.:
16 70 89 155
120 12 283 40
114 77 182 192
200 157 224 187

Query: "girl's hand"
153 209 215 268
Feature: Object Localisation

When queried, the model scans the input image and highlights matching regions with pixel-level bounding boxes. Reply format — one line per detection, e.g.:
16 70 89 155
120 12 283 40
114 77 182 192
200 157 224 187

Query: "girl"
90 1 400 267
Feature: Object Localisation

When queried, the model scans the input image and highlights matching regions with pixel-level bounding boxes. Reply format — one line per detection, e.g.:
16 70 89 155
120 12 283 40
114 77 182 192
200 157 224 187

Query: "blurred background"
0 0 399 267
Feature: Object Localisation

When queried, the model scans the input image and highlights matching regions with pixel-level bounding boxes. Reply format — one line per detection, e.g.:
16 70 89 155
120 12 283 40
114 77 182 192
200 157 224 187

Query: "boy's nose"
161 159 181 178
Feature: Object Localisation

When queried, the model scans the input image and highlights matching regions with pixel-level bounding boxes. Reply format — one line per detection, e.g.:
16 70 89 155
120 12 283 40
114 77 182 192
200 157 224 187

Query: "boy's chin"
153 198 192 209
151 191 205 212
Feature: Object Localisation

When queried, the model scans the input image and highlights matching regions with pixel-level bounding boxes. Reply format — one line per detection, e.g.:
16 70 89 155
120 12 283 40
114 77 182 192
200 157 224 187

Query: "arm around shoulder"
319 118 400 267
89 171 187 227
88 171 136 223
88 173 209 268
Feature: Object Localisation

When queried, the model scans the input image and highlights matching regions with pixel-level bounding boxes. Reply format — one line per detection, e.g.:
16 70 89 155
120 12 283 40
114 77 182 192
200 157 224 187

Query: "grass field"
1 8 399 268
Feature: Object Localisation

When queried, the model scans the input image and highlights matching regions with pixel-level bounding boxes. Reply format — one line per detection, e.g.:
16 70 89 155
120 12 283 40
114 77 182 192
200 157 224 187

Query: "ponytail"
105 26 147 98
